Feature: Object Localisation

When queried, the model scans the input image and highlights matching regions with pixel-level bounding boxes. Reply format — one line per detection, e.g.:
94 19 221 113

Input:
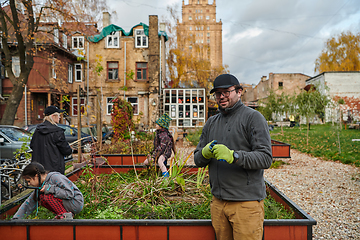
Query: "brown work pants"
211 196 264 240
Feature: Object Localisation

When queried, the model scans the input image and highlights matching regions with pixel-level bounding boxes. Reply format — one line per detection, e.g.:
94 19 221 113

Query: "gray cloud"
108 0 360 85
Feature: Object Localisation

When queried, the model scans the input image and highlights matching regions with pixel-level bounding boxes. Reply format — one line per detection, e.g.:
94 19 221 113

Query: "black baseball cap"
44 106 65 116
210 74 242 93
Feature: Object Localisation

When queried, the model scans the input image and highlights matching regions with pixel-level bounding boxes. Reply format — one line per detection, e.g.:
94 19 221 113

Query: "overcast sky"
107 0 360 85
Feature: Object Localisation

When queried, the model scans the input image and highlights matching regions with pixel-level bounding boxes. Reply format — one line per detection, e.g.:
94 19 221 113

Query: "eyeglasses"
213 89 236 99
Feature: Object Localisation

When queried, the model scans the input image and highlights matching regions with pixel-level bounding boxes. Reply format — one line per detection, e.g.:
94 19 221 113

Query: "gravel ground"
182 144 360 239
265 149 360 239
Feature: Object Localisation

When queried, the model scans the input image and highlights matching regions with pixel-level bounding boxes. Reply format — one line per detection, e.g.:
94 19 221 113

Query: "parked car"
23 124 96 153
0 125 32 160
81 124 113 143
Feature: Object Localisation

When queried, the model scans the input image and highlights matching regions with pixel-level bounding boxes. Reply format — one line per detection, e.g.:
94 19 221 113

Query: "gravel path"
265 149 360 239
181 143 360 239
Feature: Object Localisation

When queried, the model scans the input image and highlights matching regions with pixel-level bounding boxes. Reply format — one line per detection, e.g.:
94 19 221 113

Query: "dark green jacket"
194 100 272 201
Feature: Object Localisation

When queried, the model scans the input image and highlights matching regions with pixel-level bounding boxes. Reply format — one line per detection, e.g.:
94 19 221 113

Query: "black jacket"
30 121 72 174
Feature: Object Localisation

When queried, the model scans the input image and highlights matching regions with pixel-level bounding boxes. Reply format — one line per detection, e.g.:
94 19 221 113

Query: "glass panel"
199 105 204 118
137 36 141 46
142 36 147 46
142 69 146 79
192 120 197 126
192 89 197 103
178 105 183 118
179 119 183 126
165 90 170 103
171 105 176 118
193 105 198 118
185 105 190 118
171 90 177 103
137 70 142 79
185 90 190 103
108 62 118 68
178 90 184 104
165 105 169 115
79 38 83 48
199 89 204 103
183 119 191 126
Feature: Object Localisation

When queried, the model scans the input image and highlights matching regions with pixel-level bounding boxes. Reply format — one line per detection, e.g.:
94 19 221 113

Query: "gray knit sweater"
194 100 273 201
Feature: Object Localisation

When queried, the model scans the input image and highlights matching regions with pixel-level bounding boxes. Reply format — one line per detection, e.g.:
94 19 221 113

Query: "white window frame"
12 56 20 77
127 97 139 115
163 88 206 127
72 97 85 116
68 64 73 83
106 31 120 48
135 29 148 48
75 63 82 82
106 97 115 115
72 36 84 49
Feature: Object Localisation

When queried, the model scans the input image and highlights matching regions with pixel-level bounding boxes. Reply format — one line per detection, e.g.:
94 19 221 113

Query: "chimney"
103 12 110 27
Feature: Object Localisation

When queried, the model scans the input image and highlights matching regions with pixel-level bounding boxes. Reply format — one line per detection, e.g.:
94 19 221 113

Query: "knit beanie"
155 113 172 129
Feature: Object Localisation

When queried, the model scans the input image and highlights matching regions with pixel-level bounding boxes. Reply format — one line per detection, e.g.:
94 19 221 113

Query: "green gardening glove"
212 144 234 164
202 140 216 159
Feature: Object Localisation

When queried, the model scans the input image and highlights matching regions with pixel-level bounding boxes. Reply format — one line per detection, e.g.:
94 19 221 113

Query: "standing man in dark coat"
30 106 72 174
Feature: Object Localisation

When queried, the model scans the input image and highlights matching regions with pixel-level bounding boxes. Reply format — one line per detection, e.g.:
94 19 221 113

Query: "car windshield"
0 127 31 141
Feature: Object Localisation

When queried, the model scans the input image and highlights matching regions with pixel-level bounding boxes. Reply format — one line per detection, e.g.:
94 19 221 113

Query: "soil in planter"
18 168 295 220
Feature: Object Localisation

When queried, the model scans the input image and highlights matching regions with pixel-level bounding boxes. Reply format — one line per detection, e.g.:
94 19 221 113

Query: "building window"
189 26 192 31
72 97 85 116
136 62 147 80
135 29 148 48
75 63 82 82
164 88 206 127
189 16 192 20
54 28 59 44
127 97 139 115
278 82 283 89
106 31 120 48
107 62 119 80
12 56 20 77
207 32 210 37
72 36 84 49
106 97 115 115
207 26 210 30
52 58 56 79
62 34 67 49
68 64 73 83
206 15 210 20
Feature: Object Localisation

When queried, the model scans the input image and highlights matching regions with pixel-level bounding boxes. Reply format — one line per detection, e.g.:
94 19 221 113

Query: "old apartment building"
0 11 166 130
242 73 311 103
177 0 222 69
68 14 166 130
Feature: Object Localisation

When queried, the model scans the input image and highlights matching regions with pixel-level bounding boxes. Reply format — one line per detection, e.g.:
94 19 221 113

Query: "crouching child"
12 162 84 219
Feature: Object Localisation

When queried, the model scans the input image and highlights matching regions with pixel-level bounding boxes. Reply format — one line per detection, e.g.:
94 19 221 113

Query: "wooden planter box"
0 164 315 240
271 140 291 158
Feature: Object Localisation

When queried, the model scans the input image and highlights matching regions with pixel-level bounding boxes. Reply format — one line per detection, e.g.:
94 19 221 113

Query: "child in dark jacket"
12 162 83 219
143 113 176 177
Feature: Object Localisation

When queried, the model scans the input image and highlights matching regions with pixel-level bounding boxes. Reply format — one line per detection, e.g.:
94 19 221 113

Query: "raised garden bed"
0 162 315 240
271 139 291 158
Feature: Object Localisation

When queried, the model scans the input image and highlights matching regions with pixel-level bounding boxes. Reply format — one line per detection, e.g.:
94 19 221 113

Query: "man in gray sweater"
194 74 273 240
